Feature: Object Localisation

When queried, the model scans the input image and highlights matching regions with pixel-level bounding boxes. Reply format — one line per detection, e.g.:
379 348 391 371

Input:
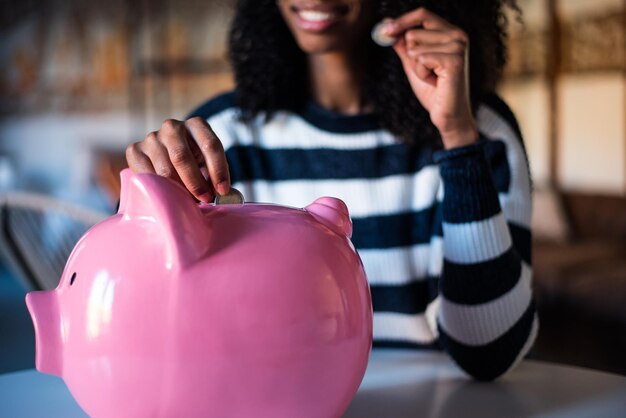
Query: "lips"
290 2 350 32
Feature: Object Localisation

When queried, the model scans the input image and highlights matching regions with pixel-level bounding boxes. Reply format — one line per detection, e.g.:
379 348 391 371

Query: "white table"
1 349 625 418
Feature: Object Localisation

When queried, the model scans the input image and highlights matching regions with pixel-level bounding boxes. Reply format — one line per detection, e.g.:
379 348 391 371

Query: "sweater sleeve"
429 105 538 381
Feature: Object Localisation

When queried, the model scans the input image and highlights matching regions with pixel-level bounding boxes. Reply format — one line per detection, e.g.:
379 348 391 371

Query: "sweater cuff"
433 139 501 224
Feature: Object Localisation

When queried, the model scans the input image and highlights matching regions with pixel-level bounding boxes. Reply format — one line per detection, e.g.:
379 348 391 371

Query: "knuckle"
185 116 206 125
416 7 428 20
155 165 174 179
161 118 181 131
212 169 229 185
145 131 158 142
125 142 140 157
125 143 147 167
451 41 465 53
405 30 418 42
169 146 190 166
452 29 468 43
200 137 223 154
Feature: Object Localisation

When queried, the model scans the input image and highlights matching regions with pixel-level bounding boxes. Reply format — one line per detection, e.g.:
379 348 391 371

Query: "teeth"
298 10 336 22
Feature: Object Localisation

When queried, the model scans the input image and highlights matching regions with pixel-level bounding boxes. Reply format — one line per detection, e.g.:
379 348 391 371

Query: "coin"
214 187 245 205
371 21 396 47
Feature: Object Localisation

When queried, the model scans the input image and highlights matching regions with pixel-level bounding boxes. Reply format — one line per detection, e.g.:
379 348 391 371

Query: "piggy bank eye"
70 272 77 286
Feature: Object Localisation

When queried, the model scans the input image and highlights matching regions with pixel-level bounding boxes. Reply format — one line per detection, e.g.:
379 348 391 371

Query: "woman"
126 0 537 380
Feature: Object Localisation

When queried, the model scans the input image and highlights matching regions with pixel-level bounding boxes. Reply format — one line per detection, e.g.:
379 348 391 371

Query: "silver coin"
371 21 396 47
214 187 245 205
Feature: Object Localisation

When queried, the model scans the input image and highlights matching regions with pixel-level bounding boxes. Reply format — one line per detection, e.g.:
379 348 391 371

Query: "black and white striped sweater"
190 92 538 380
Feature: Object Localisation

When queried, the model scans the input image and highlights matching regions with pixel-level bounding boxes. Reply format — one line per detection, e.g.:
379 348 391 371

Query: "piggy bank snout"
25 290 62 377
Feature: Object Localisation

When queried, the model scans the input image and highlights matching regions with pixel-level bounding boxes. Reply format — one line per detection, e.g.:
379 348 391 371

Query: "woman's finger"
126 140 156 174
392 37 421 82
406 41 466 56
185 139 211 181
415 52 466 78
184 117 231 197
386 7 454 35
140 131 184 185
158 119 214 202
404 28 467 47
418 52 466 70
413 59 436 85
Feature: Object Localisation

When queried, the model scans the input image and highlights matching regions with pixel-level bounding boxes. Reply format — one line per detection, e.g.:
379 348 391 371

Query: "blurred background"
0 0 625 375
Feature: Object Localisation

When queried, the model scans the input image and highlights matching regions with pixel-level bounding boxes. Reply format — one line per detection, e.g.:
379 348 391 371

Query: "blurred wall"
499 0 626 194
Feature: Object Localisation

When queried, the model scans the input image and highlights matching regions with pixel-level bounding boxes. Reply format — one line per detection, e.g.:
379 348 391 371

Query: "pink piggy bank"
26 169 372 418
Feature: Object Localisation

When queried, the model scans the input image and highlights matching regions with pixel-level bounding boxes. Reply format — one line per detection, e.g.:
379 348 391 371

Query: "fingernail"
215 181 230 196
199 192 214 203
382 22 397 35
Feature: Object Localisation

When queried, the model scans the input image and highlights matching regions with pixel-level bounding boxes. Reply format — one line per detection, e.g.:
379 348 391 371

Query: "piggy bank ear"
118 169 209 268
117 168 133 214
305 197 352 238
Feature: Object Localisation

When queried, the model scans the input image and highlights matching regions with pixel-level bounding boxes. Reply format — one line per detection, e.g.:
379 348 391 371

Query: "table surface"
1 349 625 418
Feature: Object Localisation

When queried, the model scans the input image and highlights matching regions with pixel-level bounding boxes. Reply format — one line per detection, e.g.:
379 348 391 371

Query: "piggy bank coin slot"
213 187 245 205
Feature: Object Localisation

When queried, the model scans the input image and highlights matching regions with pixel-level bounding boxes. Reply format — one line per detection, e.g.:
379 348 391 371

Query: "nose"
25 290 62 377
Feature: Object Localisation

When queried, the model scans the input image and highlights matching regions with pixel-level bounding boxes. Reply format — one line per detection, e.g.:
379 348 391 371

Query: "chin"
296 36 351 54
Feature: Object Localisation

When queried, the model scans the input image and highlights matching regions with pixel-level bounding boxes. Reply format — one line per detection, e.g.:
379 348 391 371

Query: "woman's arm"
385 7 537 379
429 99 537 381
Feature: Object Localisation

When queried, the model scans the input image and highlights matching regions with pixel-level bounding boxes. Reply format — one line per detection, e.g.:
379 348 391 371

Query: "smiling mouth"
298 9 341 21
290 2 350 30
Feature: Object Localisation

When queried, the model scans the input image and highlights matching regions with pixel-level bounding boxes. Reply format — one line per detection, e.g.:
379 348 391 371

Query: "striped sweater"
189 92 538 380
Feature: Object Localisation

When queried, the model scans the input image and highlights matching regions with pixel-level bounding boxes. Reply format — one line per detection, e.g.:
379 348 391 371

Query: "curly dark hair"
229 0 520 146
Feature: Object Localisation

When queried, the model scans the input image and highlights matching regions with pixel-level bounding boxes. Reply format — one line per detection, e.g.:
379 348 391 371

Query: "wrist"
439 123 479 149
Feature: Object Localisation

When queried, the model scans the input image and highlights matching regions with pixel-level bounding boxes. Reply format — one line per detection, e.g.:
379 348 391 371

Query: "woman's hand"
384 8 478 149
126 117 231 203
